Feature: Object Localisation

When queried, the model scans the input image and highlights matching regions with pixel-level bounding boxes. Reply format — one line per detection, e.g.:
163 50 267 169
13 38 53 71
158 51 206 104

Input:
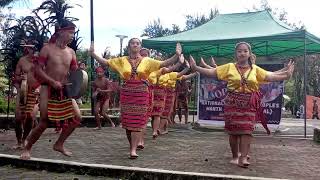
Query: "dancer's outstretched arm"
273 60 293 73
199 57 212 69
160 43 182 67
163 54 185 73
89 42 108 66
177 60 190 78
199 57 217 69
181 72 199 81
265 61 294 82
189 55 217 78
210 57 217 68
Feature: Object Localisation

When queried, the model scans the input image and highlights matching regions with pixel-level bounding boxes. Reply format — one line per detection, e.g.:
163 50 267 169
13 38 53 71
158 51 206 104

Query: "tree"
69 29 82 52
185 8 219 30
0 0 29 7
252 0 305 30
1 16 27 77
141 18 181 38
33 0 79 26
1 10 52 78
34 0 82 52
142 8 218 39
23 13 51 50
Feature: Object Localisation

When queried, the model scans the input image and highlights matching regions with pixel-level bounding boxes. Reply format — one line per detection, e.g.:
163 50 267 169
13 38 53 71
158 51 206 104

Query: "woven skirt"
151 85 166 116
161 88 176 118
224 92 257 135
43 85 79 128
20 89 38 115
120 80 151 131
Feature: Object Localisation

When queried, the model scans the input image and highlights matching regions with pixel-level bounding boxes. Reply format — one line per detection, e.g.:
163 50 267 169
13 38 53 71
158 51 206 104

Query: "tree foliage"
185 8 219 30
141 18 181 38
0 0 82 79
0 0 29 8
141 8 218 39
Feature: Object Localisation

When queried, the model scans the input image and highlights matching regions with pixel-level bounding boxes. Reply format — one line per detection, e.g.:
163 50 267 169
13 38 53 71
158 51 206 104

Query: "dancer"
174 78 192 124
190 42 294 167
89 38 182 159
12 42 40 149
93 66 115 129
21 20 81 160
159 61 190 134
148 54 185 139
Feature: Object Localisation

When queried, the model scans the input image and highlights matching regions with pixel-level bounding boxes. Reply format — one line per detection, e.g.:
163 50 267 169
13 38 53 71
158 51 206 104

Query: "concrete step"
0 114 120 129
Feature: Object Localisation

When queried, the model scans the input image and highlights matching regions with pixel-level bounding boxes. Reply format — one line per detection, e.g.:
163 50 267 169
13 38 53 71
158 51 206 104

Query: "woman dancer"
89 38 182 159
190 42 294 167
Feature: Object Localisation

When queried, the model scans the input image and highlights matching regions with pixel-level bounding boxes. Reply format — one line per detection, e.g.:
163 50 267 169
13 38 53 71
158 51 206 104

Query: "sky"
7 0 320 56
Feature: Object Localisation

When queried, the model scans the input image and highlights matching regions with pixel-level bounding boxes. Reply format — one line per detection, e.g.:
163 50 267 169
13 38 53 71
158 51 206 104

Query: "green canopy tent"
142 10 320 137
143 10 320 58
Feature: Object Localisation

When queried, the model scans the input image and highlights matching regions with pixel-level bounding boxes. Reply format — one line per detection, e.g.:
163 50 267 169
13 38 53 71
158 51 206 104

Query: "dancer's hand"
286 60 295 79
93 91 98 98
189 55 197 71
51 81 63 90
21 73 27 80
161 67 170 74
88 41 95 55
210 57 217 68
286 59 293 69
199 57 206 67
176 43 182 56
185 59 190 69
178 54 185 64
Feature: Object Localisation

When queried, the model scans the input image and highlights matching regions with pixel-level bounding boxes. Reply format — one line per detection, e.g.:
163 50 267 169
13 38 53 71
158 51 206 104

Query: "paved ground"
0 119 319 180
0 165 116 180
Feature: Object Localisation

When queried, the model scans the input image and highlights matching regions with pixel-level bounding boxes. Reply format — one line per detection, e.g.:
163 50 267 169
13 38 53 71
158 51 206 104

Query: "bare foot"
152 132 158 139
230 158 239 165
20 149 31 160
93 127 101 130
137 145 144 150
238 152 250 160
53 144 72 157
54 128 61 134
238 156 250 168
12 144 23 150
111 122 115 127
160 130 168 135
129 152 139 159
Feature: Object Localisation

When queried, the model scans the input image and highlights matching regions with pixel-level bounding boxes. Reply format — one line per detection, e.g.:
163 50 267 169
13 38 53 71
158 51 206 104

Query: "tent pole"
90 0 95 116
303 31 307 138
192 74 197 123
266 41 268 56
6 72 11 130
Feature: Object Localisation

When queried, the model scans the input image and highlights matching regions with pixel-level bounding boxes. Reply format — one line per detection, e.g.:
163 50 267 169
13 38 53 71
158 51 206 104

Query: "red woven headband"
56 26 76 32
96 67 104 73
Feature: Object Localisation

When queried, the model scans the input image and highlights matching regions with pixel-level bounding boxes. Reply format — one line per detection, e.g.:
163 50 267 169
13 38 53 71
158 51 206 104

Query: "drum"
64 69 88 99
20 79 28 105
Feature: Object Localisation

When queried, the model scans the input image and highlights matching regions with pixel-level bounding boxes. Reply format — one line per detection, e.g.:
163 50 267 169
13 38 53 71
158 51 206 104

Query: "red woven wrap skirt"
120 80 151 131
45 85 79 128
161 88 175 118
20 88 38 115
151 85 166 116
224 92 258 135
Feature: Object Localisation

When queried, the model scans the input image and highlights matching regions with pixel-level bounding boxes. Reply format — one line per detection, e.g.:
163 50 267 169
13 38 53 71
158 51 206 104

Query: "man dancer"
93 66 115 129
174 79 192 124
12 43 40 149
21 20 81 159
